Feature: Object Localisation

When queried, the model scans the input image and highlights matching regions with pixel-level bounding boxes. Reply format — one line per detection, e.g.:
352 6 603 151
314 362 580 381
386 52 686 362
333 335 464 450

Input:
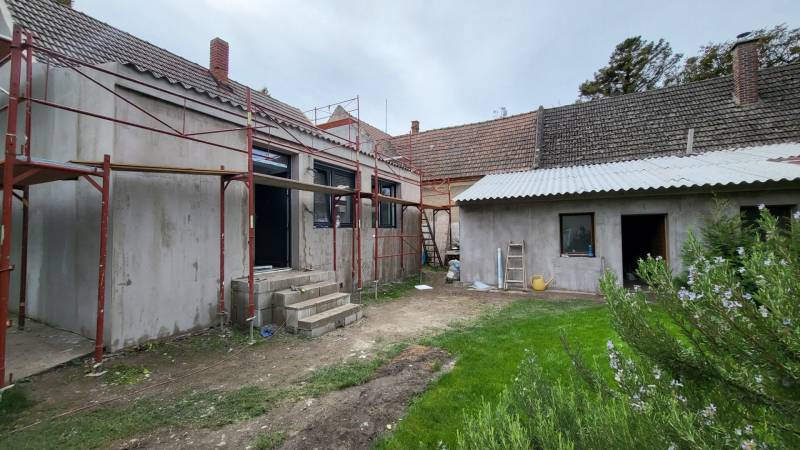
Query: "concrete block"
273 281 338 307
308 270 336 283
298 308 362 338
231 290 272 326
284 293 350 331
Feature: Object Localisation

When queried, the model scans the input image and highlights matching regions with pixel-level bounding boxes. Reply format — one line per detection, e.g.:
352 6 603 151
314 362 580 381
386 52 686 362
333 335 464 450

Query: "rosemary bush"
457 205 799 449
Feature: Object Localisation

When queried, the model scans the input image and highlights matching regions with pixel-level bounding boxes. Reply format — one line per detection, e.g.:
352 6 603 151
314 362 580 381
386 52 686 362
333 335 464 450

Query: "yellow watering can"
531 275 554 291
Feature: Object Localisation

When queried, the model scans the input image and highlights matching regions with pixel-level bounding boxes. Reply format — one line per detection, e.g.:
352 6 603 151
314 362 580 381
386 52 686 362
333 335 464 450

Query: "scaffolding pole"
0 26 21 385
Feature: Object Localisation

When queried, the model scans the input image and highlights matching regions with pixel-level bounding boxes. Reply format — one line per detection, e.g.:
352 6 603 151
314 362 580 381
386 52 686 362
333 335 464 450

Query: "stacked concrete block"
230 270 336 327
230 269 361 337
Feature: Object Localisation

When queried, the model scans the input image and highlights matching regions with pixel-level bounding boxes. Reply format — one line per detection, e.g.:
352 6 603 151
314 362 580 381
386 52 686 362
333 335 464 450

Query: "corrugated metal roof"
454 143 800 202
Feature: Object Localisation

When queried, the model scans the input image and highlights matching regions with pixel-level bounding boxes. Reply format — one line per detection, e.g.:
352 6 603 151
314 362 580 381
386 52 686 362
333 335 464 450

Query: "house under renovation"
0 0 427 384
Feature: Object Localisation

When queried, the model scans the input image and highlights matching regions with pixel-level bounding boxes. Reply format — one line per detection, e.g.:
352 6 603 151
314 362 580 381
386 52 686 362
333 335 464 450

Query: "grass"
0 385 285 450
104 364 151 386
300 342 409 397
377 298 613 449
253 430 286 449
0 387 34 429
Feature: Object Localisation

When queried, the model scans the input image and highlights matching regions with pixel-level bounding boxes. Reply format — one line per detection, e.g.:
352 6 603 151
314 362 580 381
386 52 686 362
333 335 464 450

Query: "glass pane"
332 172 355 188
253 148 290 176
561 214 593 255
313 170 330 225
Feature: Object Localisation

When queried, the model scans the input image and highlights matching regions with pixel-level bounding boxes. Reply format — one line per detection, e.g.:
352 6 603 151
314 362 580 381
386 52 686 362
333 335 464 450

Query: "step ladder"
422 212 444 267
503 241 527 290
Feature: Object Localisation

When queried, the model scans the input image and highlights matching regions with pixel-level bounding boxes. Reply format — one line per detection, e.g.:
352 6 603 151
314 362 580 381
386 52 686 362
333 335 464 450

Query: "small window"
740 205 794 230
372 179 398 228
560 213 595 257
314 164 355 228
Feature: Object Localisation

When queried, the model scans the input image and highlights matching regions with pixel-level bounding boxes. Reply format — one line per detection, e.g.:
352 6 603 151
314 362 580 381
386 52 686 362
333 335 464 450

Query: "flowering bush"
596 205 800 449
457 205 799 449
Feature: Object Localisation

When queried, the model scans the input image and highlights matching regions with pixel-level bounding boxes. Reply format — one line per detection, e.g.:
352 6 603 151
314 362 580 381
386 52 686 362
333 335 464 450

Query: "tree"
578 37 682 101
681 24 800 83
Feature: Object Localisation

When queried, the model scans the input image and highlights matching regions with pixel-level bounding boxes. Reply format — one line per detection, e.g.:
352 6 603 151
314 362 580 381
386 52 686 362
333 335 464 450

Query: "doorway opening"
621 214 667 287
253 149 291 269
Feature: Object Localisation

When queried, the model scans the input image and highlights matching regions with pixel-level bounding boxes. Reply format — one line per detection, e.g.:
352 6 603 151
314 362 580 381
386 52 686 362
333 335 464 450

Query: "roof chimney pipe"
411 120 419 134
209 37 230 84
732 32 759 105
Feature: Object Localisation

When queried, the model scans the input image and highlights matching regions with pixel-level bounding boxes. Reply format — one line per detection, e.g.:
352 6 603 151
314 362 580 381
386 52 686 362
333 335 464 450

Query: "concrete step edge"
274 280 338 296
298 303 361 329
285 292 350 310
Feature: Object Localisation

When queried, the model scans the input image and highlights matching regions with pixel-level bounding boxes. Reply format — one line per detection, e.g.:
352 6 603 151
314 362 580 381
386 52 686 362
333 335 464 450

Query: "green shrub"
457 204 800 449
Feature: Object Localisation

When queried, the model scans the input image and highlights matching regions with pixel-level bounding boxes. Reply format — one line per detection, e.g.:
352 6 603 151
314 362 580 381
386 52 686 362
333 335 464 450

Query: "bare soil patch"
9 278 537 448
118 345 453 449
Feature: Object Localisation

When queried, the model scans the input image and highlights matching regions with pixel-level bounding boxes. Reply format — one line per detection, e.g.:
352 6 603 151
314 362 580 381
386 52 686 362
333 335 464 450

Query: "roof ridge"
391 110 536 138
543 62 800 114
14 0 303 119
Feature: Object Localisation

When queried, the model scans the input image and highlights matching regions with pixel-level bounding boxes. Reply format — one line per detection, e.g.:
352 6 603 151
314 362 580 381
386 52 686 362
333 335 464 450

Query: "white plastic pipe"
497 247 503 288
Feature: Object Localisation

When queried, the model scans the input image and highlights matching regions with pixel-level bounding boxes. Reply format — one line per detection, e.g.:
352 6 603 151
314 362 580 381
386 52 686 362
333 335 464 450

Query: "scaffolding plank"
253 172 355 195
71 160 241 176
1 157 101 186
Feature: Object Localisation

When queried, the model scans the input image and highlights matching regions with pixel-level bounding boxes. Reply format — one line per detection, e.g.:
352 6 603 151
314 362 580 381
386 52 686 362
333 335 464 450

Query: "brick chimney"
411 120 419 134
732 32 759 105
209 38 230 84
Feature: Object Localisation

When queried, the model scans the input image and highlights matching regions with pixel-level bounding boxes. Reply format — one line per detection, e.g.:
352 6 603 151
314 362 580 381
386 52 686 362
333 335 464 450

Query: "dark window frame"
740 204 795 231
314 163 355 228
372 178 399 228
559 212 596 257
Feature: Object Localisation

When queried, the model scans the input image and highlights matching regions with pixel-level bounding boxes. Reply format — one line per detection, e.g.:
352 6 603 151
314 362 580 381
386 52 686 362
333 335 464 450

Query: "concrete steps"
284 292 351 332
298 303 362 338
230 269 362 338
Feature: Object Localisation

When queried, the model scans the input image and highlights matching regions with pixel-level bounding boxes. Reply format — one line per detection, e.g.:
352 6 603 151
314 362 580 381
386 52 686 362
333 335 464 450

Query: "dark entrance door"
253 149 290 268
621 214 667 286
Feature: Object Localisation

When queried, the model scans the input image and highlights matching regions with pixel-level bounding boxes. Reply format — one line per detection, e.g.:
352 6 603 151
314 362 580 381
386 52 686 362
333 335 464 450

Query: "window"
314 164 355 227
372 179 399 228
560 213 595 257
252 148 290 177
741 205 795 231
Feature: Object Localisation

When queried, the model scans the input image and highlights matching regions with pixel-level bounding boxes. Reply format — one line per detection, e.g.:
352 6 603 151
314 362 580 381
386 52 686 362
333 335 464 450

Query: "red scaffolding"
0 23 432 387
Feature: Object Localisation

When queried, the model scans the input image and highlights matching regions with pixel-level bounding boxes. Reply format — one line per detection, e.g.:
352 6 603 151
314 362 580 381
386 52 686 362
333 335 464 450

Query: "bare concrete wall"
460 189 800 293
1 61 116 340
3 61 419 350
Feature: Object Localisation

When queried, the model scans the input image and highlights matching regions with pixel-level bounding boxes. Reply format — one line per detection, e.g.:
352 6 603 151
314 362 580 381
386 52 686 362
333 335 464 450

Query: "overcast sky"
76 0 798 135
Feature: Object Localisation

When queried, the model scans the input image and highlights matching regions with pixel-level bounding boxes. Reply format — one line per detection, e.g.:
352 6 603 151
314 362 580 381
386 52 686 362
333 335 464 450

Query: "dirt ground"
120 345 455 449
11 279 598 449
14 283 544 448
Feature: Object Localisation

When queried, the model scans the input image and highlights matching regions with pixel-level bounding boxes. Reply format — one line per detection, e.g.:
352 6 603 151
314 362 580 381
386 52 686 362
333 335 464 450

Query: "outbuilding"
455 144 800 292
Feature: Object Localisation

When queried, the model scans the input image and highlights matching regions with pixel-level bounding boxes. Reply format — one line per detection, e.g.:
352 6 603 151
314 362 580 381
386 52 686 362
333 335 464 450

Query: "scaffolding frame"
0 23 437 387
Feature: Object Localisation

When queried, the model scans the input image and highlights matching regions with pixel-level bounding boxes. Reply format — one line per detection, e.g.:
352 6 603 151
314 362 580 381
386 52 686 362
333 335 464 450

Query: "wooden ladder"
503 241 526 290
422 212 444 267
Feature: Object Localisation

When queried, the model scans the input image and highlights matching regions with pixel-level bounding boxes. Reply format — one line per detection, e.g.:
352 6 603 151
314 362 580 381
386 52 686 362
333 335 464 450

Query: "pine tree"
578 37 682 101
681 24 800 83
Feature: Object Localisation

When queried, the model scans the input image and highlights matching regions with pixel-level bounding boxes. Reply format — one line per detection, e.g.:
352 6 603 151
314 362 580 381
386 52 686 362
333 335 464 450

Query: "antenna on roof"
385 99 388 134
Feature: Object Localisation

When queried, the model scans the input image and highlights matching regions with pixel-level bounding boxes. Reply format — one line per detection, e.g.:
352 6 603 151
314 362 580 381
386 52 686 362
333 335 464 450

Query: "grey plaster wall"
460 189 800 293
1 61 116 340
2 61 419 350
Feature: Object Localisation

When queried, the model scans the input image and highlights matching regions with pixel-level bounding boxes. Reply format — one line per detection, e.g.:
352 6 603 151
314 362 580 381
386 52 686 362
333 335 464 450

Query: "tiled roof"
455 143 800 202
388 64 800 182
354 116 392 143
6 0 312 127
538 64 800 168
389 111 538 181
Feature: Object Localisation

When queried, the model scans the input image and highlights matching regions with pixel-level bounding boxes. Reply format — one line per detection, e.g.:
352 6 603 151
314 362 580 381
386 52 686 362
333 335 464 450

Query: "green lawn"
378 298 613 449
